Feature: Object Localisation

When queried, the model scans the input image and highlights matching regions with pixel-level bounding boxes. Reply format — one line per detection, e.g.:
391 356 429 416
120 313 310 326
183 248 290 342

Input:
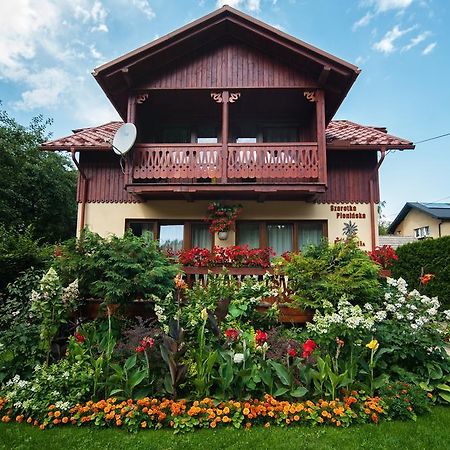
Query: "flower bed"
178 245 274 268
0 393 392 433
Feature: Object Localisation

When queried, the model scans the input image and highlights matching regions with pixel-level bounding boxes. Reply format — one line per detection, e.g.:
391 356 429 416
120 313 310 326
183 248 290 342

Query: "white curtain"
237 222 260 249
298 223 323 251
268 224 293 255
191 224 212 248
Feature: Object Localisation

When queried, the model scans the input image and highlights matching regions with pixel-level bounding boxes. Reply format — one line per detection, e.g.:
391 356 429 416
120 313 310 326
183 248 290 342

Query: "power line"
414 132 450 145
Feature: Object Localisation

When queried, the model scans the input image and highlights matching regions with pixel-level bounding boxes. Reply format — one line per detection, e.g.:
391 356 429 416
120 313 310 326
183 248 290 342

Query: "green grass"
1 407 449 450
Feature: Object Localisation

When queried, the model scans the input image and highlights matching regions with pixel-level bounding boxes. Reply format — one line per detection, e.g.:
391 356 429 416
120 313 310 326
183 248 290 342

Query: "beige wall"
79 200 377 250
394 208 450 238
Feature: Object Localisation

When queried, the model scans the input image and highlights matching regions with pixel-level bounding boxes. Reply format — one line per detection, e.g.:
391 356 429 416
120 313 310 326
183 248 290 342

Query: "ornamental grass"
1 394 387 433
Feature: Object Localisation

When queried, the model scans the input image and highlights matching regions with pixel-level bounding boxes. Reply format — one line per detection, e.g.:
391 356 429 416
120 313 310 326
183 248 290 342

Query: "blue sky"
0 0 449 220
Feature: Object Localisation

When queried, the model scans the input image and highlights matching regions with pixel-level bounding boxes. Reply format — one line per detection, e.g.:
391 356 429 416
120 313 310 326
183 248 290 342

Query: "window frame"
125 219 213 250
236 220 328 253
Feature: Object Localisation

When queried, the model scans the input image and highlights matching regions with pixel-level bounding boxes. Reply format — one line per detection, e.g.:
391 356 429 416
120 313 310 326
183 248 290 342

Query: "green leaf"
438 392 450 403
436 384 450 392
274 387 289 397
129 370 147 389
269 361 290 386
290 387 308 398
124 354 137 371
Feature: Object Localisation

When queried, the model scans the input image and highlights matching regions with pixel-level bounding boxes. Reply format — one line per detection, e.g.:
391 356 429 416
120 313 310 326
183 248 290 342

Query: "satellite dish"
112 123 137 155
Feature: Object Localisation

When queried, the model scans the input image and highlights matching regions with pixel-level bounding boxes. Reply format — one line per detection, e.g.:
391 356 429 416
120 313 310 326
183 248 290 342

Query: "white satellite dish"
112 123 137 155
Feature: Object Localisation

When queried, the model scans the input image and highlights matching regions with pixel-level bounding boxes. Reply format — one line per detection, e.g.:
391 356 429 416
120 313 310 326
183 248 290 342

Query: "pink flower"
225 328 239 342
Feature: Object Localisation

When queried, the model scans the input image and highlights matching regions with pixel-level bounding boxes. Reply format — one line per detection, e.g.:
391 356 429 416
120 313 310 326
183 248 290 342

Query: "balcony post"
315 89 327 185
221 90 229 183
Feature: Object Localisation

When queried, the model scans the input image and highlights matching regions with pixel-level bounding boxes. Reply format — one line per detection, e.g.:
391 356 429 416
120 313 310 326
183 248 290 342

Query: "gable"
138 41 319 90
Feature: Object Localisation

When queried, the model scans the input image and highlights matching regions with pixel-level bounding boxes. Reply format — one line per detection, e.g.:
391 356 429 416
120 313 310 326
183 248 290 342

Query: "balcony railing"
132 142 321 183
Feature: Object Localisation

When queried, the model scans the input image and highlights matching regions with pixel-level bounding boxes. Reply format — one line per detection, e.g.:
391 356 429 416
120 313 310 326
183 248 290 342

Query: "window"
414 226 430 239
267 223 293 255
126 220 212 251
128 221 155 239
237 221 326 255
236 222 260 249
191 223 212 248
236 137 257 144
196 126 218 144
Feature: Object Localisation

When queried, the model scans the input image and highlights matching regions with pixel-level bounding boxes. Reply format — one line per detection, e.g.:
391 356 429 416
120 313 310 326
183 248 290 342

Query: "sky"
0 0 449 220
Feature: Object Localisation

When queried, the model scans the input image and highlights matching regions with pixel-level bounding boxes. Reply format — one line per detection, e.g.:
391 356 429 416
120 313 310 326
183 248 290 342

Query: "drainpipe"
71 149 89 234
439 221 443 238
369 148 386 251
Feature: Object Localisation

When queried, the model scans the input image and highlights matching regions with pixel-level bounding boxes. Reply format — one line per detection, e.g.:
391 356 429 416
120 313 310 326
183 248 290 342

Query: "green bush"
392 236 450 308
283 239 382 310
54 230 179 305
0 226 52 292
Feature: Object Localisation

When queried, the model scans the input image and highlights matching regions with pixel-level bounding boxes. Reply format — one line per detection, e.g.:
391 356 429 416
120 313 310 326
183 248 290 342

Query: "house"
388 202 450 239
41 6 414 257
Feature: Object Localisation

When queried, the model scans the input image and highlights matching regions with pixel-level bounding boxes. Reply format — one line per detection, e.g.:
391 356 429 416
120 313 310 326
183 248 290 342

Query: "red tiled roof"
41 119 414 151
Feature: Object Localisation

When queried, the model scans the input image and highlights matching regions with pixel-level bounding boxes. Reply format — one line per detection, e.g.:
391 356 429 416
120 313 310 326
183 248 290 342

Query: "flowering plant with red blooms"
178 245 274 268
135 336 155 353
255 330 268 346
204 202 242 233
74 332 85 344
302 339 317 359
419 273 434 285
225 328 240 342
287 346 297 358
368 245 398 270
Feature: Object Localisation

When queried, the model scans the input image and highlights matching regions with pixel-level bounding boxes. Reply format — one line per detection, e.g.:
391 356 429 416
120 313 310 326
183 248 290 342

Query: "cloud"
373 25 415 53
216 0 260 11
72 0 108 30
368 0 414 12
401 31 431 51
422 42 436 55
130 0 155 20
353 12 375 30
13 68 71 110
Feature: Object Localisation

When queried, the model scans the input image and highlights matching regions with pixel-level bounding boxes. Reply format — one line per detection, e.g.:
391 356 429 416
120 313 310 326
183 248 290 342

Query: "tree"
0 107 77 242
378 201 391 236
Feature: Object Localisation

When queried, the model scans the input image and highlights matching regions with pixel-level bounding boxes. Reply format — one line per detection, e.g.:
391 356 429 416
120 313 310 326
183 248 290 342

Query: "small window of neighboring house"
414 226 430 239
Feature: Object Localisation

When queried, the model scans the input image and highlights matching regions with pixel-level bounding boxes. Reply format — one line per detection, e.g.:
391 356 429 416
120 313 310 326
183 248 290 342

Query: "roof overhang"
93 6 360 122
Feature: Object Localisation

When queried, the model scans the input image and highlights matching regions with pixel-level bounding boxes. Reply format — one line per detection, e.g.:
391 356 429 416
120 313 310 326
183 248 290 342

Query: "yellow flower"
201 308 208 321
366 339 379 350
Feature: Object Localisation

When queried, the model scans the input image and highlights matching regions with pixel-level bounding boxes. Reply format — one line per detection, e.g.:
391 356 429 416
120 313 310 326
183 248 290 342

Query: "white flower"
374 311 387 321
443 310 450 320
233 353 244 364
364 303 373 311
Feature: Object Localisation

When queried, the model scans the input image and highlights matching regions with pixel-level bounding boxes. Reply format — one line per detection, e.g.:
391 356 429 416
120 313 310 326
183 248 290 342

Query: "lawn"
1 407 449 450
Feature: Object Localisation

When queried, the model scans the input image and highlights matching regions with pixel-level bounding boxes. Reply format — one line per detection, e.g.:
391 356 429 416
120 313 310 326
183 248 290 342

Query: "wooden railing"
132 143 320 183
228 143 319 182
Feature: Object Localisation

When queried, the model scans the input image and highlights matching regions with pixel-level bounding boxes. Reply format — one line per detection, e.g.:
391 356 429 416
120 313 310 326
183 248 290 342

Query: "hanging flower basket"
204 202 242 234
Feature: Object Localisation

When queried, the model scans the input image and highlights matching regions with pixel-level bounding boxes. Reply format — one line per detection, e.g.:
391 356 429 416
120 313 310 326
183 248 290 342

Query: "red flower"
55 245 62 257
135 346 145 353
420 273 434 285
287 346 297 358
225 328 239 342
302 339 317 358
368 245 398 270
255 330 268 346
136 336 155 353
74 332 85 344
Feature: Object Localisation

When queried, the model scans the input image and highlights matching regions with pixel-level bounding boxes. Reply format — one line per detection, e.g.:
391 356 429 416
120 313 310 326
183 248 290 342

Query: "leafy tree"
0 107 77 242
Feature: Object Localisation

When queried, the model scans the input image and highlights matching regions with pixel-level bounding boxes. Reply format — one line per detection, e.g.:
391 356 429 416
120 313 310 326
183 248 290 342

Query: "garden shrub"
283 239 381 310
0 226 52 292
0 268 45 382
54 230 179 305
392 236 450 308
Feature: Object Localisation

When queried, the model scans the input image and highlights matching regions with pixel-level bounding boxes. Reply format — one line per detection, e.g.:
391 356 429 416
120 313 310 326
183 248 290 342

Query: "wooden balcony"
127 142 326 199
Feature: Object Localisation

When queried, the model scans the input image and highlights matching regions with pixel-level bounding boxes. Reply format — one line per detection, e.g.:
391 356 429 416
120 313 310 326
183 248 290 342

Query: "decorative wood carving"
210 92 241 103
136 93 149 104
210 92 224 103
303 90 316 102
229 92 241 103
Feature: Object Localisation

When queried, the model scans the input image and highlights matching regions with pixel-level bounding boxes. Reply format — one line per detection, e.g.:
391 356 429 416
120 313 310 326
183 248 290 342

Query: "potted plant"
204 202 242 239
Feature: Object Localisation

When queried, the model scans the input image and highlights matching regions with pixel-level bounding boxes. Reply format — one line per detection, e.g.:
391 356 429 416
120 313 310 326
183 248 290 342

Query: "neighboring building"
378 235 417 249
42 6 414 255
388 203 450 239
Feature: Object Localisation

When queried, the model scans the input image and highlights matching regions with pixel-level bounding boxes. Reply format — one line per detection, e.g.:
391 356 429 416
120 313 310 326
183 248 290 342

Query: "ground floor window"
126 220 212 251
236 220 326 255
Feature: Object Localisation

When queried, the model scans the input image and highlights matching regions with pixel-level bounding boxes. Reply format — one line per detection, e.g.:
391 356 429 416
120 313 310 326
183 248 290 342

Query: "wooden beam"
221 90 229 184
315 89 327 186
318 66 331 85
121 68 132 87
